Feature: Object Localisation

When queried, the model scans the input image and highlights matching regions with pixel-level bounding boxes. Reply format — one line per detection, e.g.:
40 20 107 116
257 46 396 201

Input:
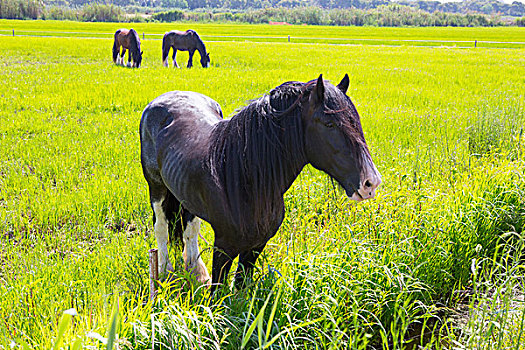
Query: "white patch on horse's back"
183 218 210 284
151 91 222 127
153 200 173 275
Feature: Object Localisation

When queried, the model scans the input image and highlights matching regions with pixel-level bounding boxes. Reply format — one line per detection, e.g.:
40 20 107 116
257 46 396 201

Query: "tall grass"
0 26 524 348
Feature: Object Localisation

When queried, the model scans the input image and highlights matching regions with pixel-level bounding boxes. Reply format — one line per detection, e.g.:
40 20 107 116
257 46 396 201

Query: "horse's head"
135 50 143 68
302 74 381 201
200 53 210 68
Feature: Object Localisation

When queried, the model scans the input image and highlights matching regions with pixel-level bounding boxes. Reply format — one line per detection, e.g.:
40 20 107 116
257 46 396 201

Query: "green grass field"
0 20 524 349
1 19 525 47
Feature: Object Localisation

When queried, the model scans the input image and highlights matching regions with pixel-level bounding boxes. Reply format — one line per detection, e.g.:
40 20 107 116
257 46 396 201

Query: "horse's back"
116 28 129 36
164 30 196 49
166 30 189 36
142 91 222 130
115 28 130 45
140 91 223 172
140 91 223 216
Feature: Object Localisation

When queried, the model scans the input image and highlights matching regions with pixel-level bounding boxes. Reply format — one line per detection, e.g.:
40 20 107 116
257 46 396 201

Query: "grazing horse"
140 74 381 292
162 30 210 68
112 28 143 68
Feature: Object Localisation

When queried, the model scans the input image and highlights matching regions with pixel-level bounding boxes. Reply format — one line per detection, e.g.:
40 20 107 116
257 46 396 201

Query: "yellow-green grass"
0 23 524 348
1 19 524 48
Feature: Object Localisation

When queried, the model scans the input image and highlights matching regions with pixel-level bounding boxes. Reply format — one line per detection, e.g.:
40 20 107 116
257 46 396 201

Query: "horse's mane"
209 80 366 234
128 28 141 53
187 29 207 54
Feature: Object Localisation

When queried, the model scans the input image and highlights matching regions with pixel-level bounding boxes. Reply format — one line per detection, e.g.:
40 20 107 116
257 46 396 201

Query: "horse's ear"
141 51 143 55
310 74 325 105
337 74 350 95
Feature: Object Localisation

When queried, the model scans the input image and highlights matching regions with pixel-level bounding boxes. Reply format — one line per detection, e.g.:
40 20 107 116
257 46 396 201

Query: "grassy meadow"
0 20 525 349
1 19 525 47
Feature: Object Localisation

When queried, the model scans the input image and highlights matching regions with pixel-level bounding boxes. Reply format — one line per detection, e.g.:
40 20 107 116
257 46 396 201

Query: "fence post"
149 248 158 300
12 29 14 36
288 35 290 43
474 40 477 48
143 32 145 40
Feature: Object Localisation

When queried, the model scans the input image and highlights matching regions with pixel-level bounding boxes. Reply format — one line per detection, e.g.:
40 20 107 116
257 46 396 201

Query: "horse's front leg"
234 243 267 290
172 49 179 68
121 49 127 66
187 50 194 68
182 218 210 285
211 246 237 294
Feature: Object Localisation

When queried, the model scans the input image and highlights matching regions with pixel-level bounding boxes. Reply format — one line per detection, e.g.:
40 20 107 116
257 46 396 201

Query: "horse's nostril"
364 180 372 188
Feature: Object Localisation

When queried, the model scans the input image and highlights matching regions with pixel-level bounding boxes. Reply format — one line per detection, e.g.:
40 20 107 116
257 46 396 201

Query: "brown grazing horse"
162 30 210 68
112 28 143 68
140 75 381 292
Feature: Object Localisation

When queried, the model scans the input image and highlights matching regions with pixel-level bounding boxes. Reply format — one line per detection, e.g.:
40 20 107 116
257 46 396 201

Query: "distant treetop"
41 0 525 16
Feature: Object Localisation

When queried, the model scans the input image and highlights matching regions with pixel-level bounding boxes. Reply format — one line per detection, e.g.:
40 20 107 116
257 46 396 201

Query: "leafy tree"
161 0 188 8
0 0 43 19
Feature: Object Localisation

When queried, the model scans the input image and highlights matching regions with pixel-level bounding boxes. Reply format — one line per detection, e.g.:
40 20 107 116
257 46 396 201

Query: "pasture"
0 20 524 349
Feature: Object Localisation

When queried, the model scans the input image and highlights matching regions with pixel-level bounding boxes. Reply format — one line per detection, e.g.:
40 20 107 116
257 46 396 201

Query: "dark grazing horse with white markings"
112 28 143 68
140 74 381 292
162 30 210 68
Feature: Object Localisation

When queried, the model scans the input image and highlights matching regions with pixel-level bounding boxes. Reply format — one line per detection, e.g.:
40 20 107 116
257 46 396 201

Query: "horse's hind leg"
120 48 127 65
149 186 175 276
182 218 210 285
149 185 209 283
172 49 180 68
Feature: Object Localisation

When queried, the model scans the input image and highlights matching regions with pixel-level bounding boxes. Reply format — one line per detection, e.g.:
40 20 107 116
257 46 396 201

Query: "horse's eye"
324 122 334 128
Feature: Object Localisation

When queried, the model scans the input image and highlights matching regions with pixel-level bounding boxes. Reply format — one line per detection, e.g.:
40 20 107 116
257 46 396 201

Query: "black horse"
112 28 142 68
140 75 381 291
162 30 210 68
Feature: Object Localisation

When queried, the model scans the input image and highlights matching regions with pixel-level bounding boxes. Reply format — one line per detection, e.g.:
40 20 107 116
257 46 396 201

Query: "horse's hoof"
197 275 211 289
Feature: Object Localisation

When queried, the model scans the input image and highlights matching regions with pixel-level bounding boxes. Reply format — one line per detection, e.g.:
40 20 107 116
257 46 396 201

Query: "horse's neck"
217 109 307 196
195 40 206 55
132 39 139 52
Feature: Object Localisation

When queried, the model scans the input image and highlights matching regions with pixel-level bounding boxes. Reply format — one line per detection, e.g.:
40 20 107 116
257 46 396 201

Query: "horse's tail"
161 33 170 64
112 29 121 63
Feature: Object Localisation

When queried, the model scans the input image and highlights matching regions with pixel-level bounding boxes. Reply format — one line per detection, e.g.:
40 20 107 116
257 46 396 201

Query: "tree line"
41 0 525 16
151 5 508 26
